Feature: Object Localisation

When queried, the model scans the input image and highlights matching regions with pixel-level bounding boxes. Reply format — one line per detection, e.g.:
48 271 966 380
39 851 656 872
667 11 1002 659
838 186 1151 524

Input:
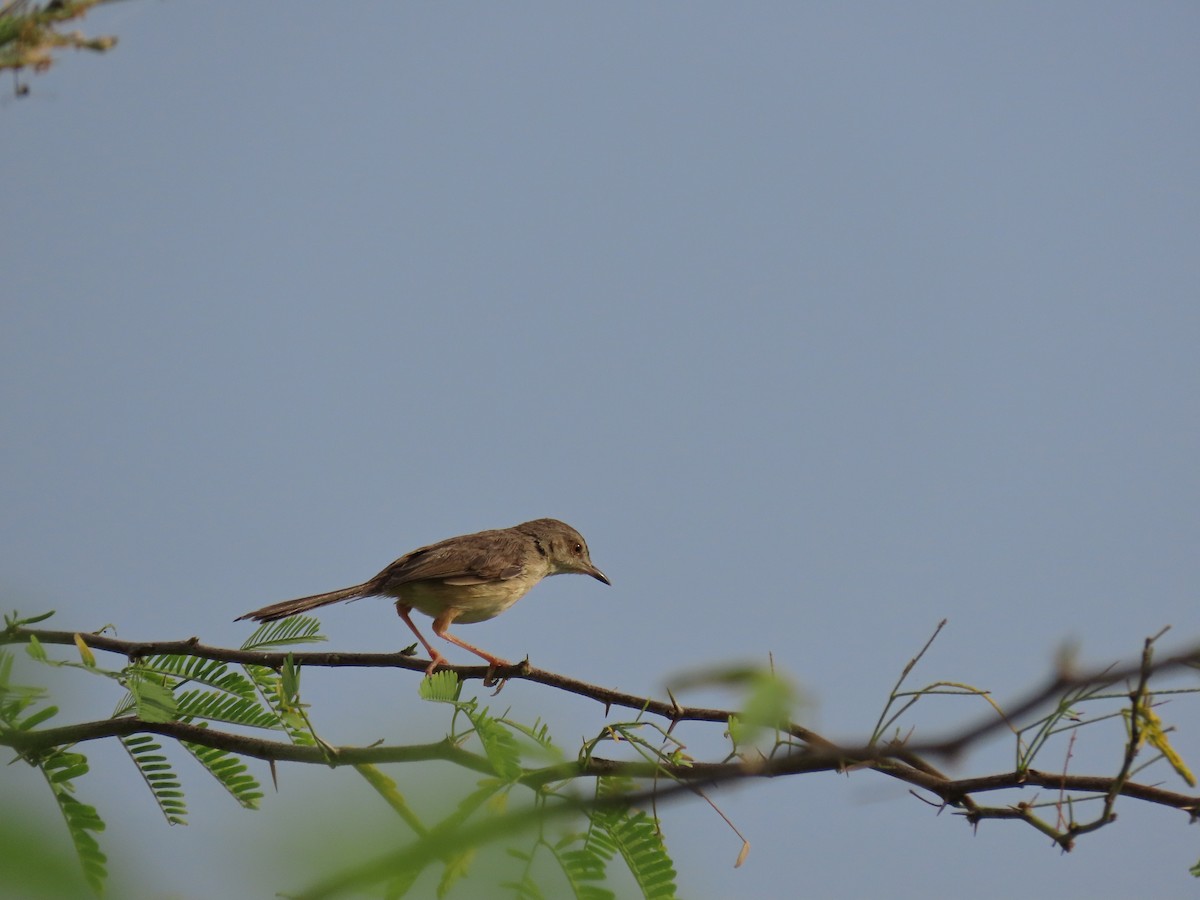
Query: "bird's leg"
431 610 512 682
395 602 449 675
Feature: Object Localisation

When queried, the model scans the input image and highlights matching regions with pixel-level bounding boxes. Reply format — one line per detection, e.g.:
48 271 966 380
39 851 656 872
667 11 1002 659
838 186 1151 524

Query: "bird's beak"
585 565 611 586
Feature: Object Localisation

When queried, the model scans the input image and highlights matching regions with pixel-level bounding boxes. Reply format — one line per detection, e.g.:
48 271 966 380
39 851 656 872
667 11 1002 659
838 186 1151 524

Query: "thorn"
666 686 684 718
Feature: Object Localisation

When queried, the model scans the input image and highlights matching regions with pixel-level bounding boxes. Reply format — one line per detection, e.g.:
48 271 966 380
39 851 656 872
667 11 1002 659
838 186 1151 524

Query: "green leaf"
236 625 325 747
587 781 677 900
121 734 187 826
592 775 634 810
43 750 90 784
38 749 107 895
127 673 178 723
0 685 46 726
26 634 47 661
133 654 259 701
181 731 263 809
437 847 475 898
354 764 426 836
731 671 796 750
442 779 506 834
466 707 522 782
174 689 279 728
241 663 316 746
54 793 108 895
726 714 750 747
50 761 91 783
5 608 56 628
551 840 614 900
499 716 564 762
240 615 326 651
281 653 301 703
418 669 462 702
16 704 59 730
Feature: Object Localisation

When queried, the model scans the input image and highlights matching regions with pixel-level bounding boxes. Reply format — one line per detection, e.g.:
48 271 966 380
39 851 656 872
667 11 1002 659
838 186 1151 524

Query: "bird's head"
521 518 611 585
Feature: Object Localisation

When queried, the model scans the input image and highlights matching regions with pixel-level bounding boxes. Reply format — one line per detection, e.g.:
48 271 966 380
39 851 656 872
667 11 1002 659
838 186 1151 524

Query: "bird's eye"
573 542 583 555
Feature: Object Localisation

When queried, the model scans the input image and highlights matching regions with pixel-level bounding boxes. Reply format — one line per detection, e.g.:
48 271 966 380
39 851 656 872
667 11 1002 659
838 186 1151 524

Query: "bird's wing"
377 530 528 585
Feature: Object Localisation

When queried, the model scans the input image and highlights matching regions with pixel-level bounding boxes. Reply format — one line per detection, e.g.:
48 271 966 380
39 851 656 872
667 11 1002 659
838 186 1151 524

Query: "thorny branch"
2 623 1199 850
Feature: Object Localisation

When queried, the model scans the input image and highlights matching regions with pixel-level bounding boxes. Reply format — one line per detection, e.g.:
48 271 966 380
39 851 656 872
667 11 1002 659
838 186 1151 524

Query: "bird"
236 518 609 675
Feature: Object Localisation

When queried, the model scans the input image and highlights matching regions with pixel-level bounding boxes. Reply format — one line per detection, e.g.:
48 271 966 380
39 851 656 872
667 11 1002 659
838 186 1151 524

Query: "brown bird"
236 518 609 675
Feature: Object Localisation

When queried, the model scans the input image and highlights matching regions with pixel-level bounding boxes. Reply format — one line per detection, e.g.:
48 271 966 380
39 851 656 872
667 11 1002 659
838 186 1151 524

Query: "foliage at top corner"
0 0 119 89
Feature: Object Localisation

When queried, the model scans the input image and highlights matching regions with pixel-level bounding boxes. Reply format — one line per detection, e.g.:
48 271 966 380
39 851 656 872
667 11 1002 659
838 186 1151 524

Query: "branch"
4 621 1199 851
8 625 1199 760
2 626 834 745
925 636 1200 758
1 716 496 773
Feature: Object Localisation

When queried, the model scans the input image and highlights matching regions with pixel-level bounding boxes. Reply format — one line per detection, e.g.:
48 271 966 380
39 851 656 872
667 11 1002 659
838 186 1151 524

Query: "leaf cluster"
1 612 687 898
3 609 1199 896
1 612 326 893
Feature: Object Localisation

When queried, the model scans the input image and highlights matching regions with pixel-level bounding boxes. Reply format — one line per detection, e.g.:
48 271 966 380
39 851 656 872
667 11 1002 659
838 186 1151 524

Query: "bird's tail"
235 582 377 623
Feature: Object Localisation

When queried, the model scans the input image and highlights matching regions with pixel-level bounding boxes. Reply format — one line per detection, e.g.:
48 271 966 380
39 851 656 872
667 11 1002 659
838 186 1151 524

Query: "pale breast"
394 571 544 624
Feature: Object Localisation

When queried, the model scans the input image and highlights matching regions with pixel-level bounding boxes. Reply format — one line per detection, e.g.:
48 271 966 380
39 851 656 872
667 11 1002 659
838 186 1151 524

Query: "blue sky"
4 3 1199 898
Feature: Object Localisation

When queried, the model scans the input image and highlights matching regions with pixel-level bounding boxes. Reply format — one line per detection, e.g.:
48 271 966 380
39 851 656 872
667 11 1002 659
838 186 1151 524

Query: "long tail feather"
235 582 376 622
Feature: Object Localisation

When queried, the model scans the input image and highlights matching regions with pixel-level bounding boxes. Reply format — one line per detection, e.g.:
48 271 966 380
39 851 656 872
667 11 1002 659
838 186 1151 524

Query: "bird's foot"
482 656 514 688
